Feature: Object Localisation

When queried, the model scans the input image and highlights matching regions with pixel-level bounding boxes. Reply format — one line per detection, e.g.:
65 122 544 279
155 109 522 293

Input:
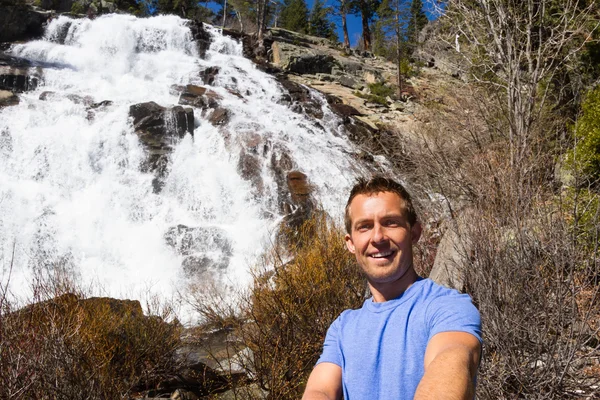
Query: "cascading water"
0 14 372 318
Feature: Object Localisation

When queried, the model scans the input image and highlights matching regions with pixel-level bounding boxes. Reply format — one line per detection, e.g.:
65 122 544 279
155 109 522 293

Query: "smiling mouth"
370 250 394 258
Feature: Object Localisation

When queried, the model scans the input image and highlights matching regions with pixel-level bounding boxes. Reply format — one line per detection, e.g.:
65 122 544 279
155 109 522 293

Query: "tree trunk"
342 13 350 48
361 9 371 51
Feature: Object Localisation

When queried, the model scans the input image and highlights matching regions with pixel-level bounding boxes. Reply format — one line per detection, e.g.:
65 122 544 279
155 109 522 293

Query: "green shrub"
368 82 394 98
566 85 600 184
71 1 86 14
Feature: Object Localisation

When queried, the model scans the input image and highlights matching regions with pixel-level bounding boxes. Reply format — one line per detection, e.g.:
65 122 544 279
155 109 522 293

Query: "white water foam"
0 15 370 320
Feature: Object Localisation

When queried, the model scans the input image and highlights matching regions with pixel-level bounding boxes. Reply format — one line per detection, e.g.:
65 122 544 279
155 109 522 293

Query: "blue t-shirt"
316 278 482 399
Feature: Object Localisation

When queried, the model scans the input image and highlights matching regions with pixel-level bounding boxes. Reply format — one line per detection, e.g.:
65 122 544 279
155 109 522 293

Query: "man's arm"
414 331 481 400
302 362 343 400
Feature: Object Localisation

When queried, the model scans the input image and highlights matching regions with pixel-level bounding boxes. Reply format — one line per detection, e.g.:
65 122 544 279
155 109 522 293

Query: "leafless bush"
377 83 600 398
0 263 182 399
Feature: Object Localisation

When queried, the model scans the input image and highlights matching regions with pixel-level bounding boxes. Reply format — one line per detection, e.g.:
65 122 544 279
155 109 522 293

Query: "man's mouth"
370 250 394 258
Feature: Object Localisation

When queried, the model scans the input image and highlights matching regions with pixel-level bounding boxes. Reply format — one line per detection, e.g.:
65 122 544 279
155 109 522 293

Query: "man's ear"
345 233 356 254
411 221 422 244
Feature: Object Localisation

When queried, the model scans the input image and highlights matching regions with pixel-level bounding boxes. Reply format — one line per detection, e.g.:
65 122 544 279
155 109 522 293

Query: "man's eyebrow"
352 218 372 227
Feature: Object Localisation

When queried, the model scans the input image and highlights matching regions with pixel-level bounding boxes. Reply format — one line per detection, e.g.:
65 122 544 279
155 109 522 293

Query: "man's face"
345 191 421 286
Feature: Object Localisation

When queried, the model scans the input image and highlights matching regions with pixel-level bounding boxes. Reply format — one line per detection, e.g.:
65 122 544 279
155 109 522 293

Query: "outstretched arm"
414 331 481 400
302 362 343 400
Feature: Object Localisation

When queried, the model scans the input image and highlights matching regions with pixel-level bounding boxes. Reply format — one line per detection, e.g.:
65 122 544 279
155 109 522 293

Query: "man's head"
344 176 418 234
344 176 421 300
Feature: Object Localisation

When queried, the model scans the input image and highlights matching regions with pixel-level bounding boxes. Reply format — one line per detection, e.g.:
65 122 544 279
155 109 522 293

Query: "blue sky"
207 0 437 47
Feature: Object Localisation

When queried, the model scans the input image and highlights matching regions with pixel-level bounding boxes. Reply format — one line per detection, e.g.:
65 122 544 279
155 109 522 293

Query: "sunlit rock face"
0 14 379 319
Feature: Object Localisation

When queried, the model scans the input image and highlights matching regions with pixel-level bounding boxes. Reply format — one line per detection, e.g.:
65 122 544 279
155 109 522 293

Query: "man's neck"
369 268 419 302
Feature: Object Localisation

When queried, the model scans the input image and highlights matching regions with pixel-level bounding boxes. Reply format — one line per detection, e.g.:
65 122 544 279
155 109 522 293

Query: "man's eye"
356 224 371 231
384 220 400 227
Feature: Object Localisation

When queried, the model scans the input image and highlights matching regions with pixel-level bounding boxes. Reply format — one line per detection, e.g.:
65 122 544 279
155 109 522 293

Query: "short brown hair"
344 176 418 233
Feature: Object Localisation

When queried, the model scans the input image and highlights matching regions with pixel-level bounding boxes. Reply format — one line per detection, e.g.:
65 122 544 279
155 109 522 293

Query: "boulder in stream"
129 101 194 192
0 89 19 108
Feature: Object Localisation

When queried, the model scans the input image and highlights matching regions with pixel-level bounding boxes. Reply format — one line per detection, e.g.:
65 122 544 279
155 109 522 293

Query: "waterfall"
0 14 371 318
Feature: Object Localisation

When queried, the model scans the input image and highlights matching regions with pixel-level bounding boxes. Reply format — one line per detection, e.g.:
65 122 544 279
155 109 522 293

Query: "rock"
277 78 324 119
165 225 233 276
215 383 268 399
130 101 194 143
90 99 113 109
429 219 469 291
238 148 264 193
187 20 211 59
164 225 233 257
271 40 337 74
155 361 229 398
177 84 222 110
414 20 468 80
329 102 361 119
182 255 228 277
208 107 229 126
283 170 314 227
287 171 311 205
200 66 220 85
338 74 362 90
0 4 50 43
171 389 200 400
129 101 194 191
0 89 19 107
0 65 41 93
40 0 74 12
390 102 404 111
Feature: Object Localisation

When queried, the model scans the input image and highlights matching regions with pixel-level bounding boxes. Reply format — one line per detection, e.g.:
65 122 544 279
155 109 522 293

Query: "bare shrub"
376 82 600 398
0 266 182 399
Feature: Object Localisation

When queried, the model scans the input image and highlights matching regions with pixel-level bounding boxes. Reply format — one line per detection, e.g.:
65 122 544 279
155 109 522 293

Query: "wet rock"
277 78 323 119
178 84 221 110
284 170 314 228
0 89 19 108
208 107 229 126
0 65 41 93
188 20 211 59
182 255 228 277
238 148 264 193
287 171 311 205
129 101 194 191
130 101 194 142
90 99 113 109
0 4 50 43
164 225 233 257
200 66 220 85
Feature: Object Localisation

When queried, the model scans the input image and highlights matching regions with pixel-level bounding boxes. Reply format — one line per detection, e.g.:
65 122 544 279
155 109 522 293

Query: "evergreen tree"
349 0 382 51
308 0 337 40
406 0 427 52
279 0 309 33
331 0 351 47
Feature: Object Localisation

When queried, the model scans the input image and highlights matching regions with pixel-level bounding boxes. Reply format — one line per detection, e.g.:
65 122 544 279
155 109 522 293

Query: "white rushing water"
0 14 369 318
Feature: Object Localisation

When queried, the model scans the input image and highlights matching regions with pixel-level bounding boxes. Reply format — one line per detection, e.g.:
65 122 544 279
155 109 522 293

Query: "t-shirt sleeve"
426 291 482 344
316 313 344 367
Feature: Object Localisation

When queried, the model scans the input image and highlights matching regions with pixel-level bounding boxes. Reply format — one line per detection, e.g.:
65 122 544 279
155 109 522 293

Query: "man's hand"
414 331 481 400
302 362 343 400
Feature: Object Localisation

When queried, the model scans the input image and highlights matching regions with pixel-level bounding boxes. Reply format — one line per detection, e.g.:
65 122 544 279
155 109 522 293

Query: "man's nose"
371 224 387 243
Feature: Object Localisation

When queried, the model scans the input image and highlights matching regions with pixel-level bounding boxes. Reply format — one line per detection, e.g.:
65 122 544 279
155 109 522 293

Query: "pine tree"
279 0 309 34
406 0 427 53
349 0 382 51
308 0 337 40
331 0 351 47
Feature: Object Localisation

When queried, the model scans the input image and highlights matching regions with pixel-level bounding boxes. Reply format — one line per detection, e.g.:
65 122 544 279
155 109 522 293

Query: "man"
302 176 482 400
